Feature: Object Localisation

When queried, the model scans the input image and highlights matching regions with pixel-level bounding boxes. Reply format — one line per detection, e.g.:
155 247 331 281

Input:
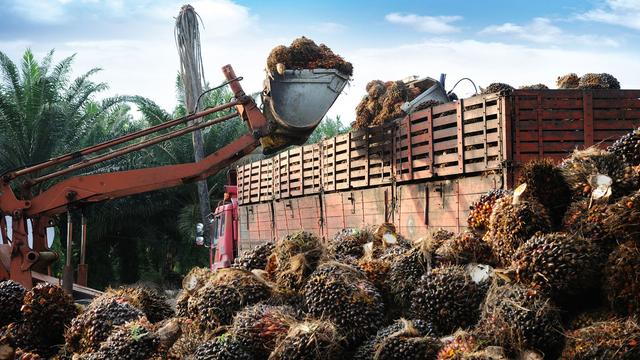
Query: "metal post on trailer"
77 213 88 286
63 211 74 294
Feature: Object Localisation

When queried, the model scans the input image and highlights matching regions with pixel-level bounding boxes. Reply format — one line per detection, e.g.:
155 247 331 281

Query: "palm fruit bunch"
0 323 37 358
230 304 298 359
437 331 508 360
354 80 413 129
480 83 514 94
354 81 384 129
303 262 384 345
412 99 442 112
375 81 408 124
191 334 253 360
327 228 371 263
432 228 455 243
561 199 613 248
384 248 428 312
510 232 600 298
175 290 190 317
352 318 440 360
271 231 324 293
177 266 214 311
153 317 182 353
435 230 496 266
567 308 615 330
164 317 209 359
610 127 640 166
477 282 564 357
355 255 392 297
517 159 572 228
371 222 412 257
181 266 214 295
0 280 25 327
232 242 275 270
578 72 621 89
559 147 637 199
97 285 173 323
484 194 552 266
604 240 640 316
16 283 78 356
187 269 271 330
556 73 579 89
518 83 549 90
269 320 343 360
13 349 43 359
467 189 511 233
561 318 640 359
64 298 144 354
266 37 353 77
87 318 159 360
72 352 106 360
410 265 485 336
601 190 640 242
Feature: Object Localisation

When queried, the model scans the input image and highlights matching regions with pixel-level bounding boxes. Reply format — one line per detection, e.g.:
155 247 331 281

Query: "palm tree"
306 115 349 144
0 49 126 182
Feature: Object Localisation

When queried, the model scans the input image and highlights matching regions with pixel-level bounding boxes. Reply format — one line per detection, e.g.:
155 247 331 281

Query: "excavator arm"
0 65 270 288
25 133 259 216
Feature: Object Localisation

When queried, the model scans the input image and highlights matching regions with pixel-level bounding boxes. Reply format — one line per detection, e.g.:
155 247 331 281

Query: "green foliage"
306 115 349 144
0 49 125 177
1 49 249 290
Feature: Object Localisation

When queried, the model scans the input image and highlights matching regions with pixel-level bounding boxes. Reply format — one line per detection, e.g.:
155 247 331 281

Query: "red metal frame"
0 65 268 288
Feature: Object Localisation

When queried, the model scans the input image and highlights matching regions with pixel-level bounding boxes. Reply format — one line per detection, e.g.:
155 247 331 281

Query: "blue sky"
1 0 640 122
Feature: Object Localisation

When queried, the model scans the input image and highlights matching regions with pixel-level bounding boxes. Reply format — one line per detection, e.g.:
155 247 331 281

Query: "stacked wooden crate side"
321 126 394 192
238 202 274 249
393 93 504 182
508 89 640 184
236 158 273 205
237 89 640 205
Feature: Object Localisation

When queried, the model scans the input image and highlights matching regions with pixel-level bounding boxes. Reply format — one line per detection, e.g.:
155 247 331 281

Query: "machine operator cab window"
196 212 225 247
212 213 225 246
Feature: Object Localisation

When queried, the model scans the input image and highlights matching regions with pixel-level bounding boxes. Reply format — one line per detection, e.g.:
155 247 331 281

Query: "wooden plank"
464 119 499 134
584 92 594 147
432 114 458 128
593 98 640 108
519 131 583 142
463 105 499 121
517 119 584 131
465 147 500 160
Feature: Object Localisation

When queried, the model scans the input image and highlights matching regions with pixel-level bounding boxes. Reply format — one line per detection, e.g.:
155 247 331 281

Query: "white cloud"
9 0 70 24
1 0 266 114
579 0 640 30
385 13 462 33
479 17 619 47
313 22 347 34
146 0 258 38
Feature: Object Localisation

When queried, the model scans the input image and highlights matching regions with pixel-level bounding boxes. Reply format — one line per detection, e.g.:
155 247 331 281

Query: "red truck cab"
209 172 239 270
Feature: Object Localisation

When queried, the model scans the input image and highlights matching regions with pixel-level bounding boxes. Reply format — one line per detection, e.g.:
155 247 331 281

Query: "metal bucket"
264 69 350 131
401 81 450 114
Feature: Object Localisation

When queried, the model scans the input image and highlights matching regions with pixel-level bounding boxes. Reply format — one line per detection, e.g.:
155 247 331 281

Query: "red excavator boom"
0 65 267 290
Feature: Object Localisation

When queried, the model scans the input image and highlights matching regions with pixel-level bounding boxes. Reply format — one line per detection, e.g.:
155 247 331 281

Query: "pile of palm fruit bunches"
2 127 640 360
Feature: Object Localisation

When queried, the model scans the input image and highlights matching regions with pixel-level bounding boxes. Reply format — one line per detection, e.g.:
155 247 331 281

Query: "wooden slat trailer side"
236 89 640 247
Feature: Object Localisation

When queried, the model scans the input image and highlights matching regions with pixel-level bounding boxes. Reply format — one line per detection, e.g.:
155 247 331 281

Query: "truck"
228 89 640 257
